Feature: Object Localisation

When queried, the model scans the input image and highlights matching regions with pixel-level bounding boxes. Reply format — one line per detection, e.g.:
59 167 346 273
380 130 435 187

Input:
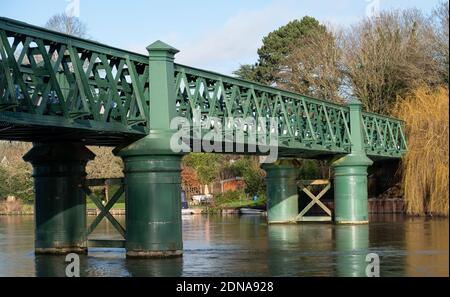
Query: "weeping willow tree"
394 86 449 216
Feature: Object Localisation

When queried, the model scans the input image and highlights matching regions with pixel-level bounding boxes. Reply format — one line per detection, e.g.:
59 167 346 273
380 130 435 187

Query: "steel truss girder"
0 17 407 158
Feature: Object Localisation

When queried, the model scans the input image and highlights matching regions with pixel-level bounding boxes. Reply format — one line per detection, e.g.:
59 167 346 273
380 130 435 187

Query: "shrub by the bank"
0 143 34 203
227 156 266 197
394 86 449 216
214 190 246 206
210 190 266 212
0 200 34 215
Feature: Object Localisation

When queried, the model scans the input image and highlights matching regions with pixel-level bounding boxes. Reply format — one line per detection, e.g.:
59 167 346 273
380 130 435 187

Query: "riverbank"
0 198 413 216
0 201 33 215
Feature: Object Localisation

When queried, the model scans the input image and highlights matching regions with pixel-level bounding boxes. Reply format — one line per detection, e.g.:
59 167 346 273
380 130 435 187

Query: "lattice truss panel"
175 66 353 153
0 25 149 132
362 113 407 157
174 66 407 157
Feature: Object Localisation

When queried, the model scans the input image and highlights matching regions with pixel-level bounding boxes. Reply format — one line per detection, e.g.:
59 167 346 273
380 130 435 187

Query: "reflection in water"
35 254 88 277
366 216 408 276
126 257 183 277
35 255 66 277
34 248 183 277
334 225 369 277
405 218 449 276
267 224 334 276
181 214 269 276
0 214 448 276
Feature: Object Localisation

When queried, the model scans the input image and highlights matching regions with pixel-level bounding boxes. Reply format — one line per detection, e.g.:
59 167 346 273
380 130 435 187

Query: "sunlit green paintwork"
332 100 373 223
118 152 183 258
262 160 299 223
113 42 183 257
115 131 184 257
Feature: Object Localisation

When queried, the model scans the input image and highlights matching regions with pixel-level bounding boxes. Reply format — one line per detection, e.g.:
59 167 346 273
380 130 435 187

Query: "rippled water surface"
0 214 448 276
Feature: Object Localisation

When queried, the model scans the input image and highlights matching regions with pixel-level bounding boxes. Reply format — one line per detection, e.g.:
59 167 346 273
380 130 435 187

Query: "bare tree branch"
45 13 88 38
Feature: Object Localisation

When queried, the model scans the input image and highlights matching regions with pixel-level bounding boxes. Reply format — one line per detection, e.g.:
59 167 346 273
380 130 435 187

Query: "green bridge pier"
0 17 406 257
262 101 373 225
23 143 94 254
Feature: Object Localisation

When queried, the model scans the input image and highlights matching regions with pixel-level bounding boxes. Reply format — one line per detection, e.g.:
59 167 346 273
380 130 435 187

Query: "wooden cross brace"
296 179 332 221
82 179 126 239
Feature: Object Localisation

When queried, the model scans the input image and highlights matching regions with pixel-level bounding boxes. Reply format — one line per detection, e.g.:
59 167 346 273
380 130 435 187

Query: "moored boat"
182 209 195 215
239 208 264 215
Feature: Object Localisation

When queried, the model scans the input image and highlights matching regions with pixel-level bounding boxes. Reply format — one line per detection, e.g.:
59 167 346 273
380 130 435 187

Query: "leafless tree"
277 26 345 103
342 9 441 114
431 1 449 84
86 146 123 179
45 13 88 38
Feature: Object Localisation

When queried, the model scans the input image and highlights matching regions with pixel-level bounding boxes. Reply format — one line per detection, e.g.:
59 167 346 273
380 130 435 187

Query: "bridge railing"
174 64 353 154
0 17 149 134
361 111 407 158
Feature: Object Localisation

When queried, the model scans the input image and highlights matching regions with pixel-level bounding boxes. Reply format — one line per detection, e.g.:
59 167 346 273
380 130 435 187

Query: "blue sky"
0 0 443 75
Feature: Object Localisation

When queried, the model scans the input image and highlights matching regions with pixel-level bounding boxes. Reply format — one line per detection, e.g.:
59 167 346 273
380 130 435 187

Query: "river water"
0 214 448 277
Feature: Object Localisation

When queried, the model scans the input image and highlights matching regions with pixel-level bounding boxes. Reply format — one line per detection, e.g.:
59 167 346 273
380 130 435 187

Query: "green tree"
182 153 224 186
234 16 343 101
233 64 258 81
0 159 34 202
298 159 321 180
228 156 265 196
235 16 326 84
256 16 327 85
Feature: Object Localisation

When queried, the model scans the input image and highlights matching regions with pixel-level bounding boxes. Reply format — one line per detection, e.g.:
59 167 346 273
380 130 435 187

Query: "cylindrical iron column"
262 161 299 223
118 148 183 258
113 40 184 257
332 157 373 223
332 99 373 224
23 143 95 254
115 130 184 257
